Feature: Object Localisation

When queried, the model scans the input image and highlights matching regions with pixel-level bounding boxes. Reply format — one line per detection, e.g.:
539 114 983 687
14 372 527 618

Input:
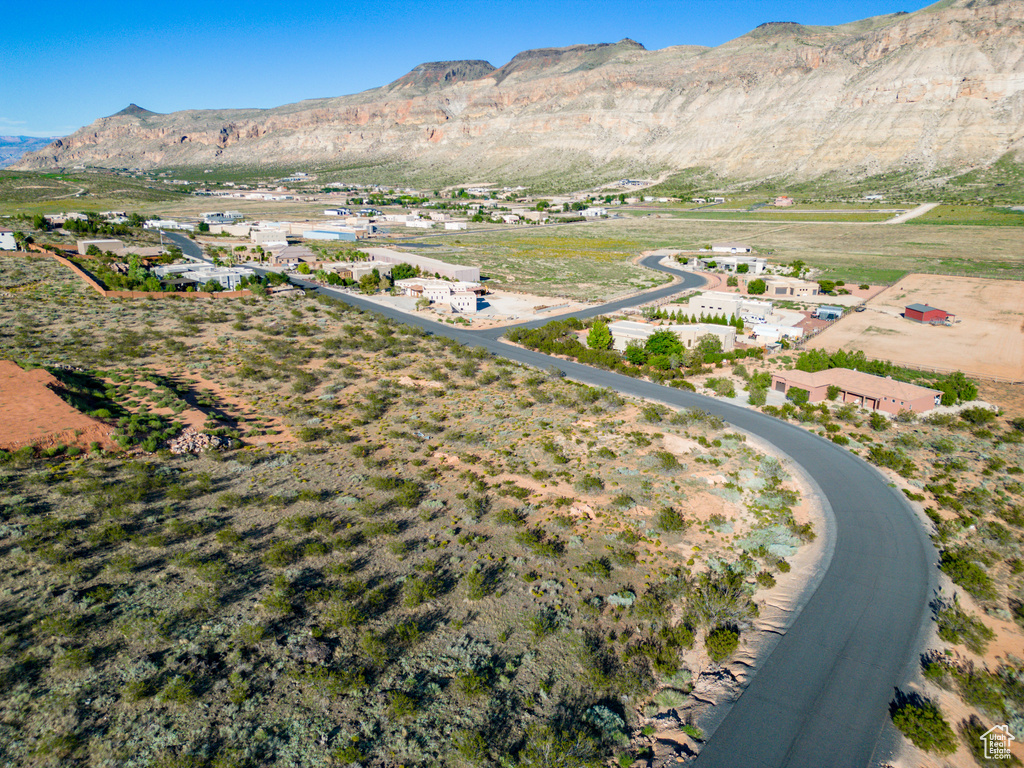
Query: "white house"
0 229 16 250
607 321 736 352
450 291 478 313
251 229 289 246
153 263 255 291
444 222 467 231
688 254 767 274
582 207 608 217
324 208 351 216
750 324 804 343
684 291 772 323
144 219 194 231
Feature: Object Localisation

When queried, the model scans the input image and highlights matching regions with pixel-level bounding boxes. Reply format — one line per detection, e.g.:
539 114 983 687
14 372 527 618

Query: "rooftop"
905 303 946 313
778 368 941 401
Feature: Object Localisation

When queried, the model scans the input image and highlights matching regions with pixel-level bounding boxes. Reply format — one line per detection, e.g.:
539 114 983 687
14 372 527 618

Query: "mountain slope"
15 0 1024 185
0 136 63 169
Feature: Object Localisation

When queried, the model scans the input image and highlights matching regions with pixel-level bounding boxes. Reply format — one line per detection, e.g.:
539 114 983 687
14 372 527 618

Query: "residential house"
77 239 124 255
0 229 16 250
684 291 772 323
607 321 736 353
769 368 942 414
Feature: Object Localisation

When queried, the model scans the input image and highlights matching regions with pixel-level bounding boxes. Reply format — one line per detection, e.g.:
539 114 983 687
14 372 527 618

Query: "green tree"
201 280 224 293
587 320 612 350
624 341 648 365
296 262 312 275
695 333 723 360
747 279 767 295
358 274 378 294
817 279 836 294
736 263 749 274
391 262 418 280
826 384 841 401
645 330 683 356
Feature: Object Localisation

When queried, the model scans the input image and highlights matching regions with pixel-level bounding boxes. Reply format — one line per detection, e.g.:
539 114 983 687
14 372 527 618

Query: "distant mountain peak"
109 103 157 118
384 61 497 93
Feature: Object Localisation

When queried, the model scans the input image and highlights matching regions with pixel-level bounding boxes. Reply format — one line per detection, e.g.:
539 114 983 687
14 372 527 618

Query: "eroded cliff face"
16 1 1024 181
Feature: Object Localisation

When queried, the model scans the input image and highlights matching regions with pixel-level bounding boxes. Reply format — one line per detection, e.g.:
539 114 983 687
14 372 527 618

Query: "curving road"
165 232 934 767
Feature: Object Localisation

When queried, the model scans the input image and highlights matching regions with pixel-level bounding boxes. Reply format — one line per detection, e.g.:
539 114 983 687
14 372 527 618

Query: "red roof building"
905 303 953 323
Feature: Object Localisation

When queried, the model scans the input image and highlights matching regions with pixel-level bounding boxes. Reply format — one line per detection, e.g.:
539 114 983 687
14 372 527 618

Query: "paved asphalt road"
164 232 934 767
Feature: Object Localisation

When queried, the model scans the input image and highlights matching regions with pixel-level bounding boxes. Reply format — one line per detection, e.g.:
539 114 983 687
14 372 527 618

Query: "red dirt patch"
0 361 115 451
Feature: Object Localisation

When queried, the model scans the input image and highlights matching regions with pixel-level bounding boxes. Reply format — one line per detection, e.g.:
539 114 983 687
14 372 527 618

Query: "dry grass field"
0 252 820 767
802 274 1024 382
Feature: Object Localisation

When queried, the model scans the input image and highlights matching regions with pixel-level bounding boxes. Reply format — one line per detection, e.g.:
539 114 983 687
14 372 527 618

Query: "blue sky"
2 0 930 137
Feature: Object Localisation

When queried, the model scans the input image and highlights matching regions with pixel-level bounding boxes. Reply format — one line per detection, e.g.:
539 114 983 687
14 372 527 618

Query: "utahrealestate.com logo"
980 724 1015 760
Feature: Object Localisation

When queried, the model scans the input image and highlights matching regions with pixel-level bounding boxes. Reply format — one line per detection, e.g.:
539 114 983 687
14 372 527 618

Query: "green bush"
934 599 995 654
891 697 956 755
939 549 997 602
705 625 740 662
787 387 809 405
655 507 688 533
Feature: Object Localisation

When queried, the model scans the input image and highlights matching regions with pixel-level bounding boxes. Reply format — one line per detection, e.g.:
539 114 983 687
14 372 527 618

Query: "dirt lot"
803 273 1024 381
0 361 115 451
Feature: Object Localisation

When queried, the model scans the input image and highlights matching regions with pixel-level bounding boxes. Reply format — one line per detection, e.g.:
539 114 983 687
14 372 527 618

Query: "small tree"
645 330 683 356
624 341 648 365
586 320 612 350
296 262 311 275
736 263 749 274
747 278 767 295
201 280 224 293
358 274 378 294
826 384 841 401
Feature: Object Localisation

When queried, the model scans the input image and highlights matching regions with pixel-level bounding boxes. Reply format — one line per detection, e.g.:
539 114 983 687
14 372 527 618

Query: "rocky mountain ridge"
15 0 1024 186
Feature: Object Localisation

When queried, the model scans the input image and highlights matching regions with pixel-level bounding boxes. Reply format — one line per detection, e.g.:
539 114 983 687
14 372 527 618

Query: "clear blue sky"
2 0 929 137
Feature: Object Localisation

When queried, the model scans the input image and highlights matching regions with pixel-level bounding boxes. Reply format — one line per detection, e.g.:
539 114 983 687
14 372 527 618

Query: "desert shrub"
403 574 439 607
787 387 809 405
890 696 956 755
655 507 688 533
495 508 526 526
705 377 735 398
529 607 563 640
581 558 613 579
575 474 604 494
705 625 740 662
939 549 997 602
464 565 501 599
262 541 301 568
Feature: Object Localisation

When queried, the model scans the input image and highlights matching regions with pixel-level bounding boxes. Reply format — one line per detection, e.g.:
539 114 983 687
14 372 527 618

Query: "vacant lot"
803 274 1024 381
